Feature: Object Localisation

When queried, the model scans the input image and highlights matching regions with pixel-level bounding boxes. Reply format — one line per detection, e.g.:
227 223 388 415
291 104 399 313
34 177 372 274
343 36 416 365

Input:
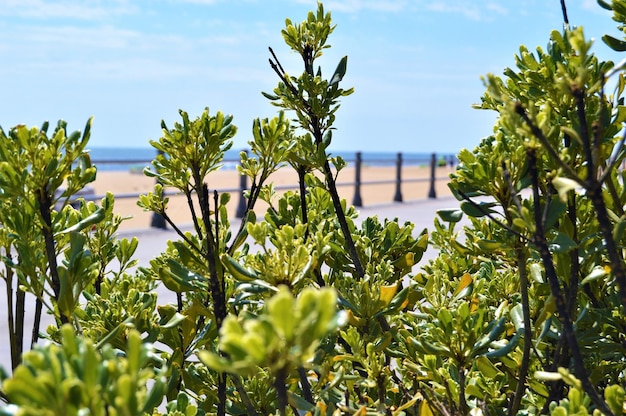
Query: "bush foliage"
2 1 626 415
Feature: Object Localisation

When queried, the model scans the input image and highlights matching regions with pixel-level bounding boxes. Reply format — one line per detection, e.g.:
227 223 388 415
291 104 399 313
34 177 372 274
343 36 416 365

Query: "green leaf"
160 259 208 292
605 385 625 416
510 303 524 331
460 200 497 218
548 232 577 253
475 356 502 378
329 55 348 86
580 266 609 285
197 350 232 373
552 176 581 202
437 209 463 223
57 207 105 234
287 391 316 412
161 312 187 329
603 34 626 51
267 287 295 340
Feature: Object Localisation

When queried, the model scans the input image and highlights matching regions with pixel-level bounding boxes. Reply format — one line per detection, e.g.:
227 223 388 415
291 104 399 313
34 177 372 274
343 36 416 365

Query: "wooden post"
235 150 248 218
151 149 167 229
352 151 363 207
393 152 403 202
428 152 437 199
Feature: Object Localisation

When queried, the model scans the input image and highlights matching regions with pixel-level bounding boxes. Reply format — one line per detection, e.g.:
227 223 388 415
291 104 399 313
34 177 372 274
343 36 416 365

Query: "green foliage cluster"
2 1 626 415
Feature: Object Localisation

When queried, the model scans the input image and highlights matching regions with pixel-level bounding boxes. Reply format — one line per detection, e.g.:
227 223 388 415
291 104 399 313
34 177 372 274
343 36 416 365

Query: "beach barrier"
88 151 455 229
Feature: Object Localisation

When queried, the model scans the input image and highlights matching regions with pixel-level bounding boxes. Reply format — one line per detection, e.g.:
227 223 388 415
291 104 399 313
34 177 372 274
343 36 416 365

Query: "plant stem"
198 184 227 416
297 167 309 231
566 194 580 316
510 244 532 415
528 148 613 415
458 368 467 415
573 88 626 314
274 367 289 415
587 184 626 314
31 297 43 347
36 188 69 325
297 366 314 405
560 0 569 25
5 254 23 371
501 160 533 415
232 375 259 416
268 47 365 278
312 123 364 278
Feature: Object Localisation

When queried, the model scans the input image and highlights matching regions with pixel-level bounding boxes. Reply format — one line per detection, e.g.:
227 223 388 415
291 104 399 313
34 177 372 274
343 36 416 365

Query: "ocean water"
88 146 454 172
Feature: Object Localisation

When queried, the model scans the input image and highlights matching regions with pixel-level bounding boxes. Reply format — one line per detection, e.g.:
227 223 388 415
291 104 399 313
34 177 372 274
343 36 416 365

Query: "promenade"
0 195 466 374
123 195 464 267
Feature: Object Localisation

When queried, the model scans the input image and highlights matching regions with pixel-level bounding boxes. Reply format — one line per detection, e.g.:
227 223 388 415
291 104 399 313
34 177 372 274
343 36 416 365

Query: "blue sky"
0 1 622 154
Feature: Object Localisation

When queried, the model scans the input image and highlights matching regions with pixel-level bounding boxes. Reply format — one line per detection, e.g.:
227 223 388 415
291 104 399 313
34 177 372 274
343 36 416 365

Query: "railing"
86 151 456 229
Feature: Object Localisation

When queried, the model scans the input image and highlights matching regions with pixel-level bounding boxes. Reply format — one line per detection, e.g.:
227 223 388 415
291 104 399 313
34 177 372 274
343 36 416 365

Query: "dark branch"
560 0 569 25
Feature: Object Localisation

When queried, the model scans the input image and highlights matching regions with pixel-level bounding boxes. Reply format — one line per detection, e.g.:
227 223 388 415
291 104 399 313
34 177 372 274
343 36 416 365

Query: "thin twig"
456 190 528 242
510 245 532 416
560 0 569 25
232 375 260 416
185 187 204 241
528 147 613 416
599 128 626 185
515 103 585 186
573 89 595 183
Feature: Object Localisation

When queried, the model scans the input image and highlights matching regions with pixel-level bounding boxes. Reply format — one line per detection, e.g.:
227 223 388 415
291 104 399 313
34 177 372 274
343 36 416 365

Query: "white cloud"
175 0 220 3
425 1 509 21
426 2 481 20
292 0 508 20
0 19 272 84
0 0 137 20
292 0 408 13
486 2 508 16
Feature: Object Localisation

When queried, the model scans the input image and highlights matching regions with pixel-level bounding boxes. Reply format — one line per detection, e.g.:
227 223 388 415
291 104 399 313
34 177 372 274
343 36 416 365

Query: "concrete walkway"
123 196 464 266
0 196 465 374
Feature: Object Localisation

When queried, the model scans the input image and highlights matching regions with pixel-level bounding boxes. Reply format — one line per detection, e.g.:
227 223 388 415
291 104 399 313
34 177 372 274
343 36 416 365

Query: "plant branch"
36 188 69 325
528 147 613 416
232 375 260 416
297 366 314 405
274 366 289 415
560 0 569 25
297 167 309 236
161 211 205 261
268 46 365 278
515 103 585 185
510 244 532 416
185 187 205 242
599 128 626 186
573 89 595 182
456 190 528 242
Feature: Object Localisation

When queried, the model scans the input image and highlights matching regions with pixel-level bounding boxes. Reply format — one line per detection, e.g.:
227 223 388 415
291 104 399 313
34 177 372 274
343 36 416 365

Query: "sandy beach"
89 164 454 230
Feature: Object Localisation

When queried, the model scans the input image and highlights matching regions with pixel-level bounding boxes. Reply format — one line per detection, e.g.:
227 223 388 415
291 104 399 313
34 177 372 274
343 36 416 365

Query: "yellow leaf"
470 296 480 313
420 400 435 416
535 295 556 330
393 252 415 269
379 283 399 307
354 406 367 416
453 273 473 298
346 310 366 327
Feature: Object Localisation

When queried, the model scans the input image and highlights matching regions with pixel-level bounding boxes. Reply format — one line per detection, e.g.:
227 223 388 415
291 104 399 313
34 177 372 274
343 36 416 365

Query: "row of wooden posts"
146 151 452 229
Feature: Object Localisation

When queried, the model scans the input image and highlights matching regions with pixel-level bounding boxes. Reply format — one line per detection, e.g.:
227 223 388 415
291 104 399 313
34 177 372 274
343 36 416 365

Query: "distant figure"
448 156 455 168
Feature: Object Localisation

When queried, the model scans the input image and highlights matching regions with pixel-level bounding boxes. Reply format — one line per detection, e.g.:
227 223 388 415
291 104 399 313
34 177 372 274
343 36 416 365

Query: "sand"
88 164 455 231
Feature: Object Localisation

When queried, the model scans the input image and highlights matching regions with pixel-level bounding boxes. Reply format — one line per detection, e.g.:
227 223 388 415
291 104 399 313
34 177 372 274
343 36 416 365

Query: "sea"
88 147 455 172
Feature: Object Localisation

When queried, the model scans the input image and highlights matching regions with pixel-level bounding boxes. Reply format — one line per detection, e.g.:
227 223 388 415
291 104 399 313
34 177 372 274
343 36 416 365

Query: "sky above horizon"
0 0 623 154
